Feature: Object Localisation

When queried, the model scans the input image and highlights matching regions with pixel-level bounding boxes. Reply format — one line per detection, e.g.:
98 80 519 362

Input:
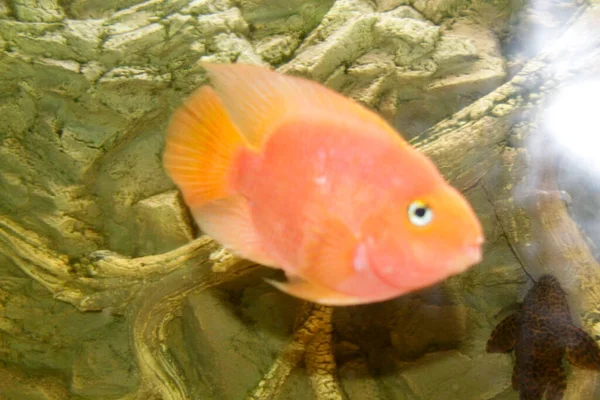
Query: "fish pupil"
415 207 427 218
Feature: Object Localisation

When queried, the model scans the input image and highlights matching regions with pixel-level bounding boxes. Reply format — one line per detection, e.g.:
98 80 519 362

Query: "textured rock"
182 281 299 399
12 0 65 23
0 0 507 260
255 34 301 64
412 0 463 24
338 359 386 398
432 35 477 73
399 350 512 399
390 303 468 360
71 341 137 398
104 23 166 54
64 0 147 19
240 0 334 40
558 158 600 262
0 1 10 18
132 190 194 256
0 255 137 397
0 364 69 400
2 0 588 398
374 16 439 67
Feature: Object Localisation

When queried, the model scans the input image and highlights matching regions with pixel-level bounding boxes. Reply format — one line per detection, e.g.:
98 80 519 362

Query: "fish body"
163 63 484 305
487 274 600 399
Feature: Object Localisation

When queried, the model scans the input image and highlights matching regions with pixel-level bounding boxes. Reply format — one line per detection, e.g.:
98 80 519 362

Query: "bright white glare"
544 80 600 174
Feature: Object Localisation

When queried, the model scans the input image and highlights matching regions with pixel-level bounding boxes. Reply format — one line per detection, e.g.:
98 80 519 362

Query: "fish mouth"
461 236 484 266
464 244 483 265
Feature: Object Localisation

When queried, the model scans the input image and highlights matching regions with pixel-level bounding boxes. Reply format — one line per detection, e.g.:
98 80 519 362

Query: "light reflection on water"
545 80 600 175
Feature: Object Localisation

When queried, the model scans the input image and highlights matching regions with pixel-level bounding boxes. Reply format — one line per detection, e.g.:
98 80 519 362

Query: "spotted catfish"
486 274 600 400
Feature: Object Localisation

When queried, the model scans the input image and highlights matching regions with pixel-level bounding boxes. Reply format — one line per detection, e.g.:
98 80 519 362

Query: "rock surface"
2 0 599 399
0 0 506 261
0 253 137 398
180 276 301 400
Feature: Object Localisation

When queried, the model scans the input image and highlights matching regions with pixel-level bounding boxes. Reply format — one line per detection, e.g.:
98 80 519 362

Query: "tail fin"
163 86 248 209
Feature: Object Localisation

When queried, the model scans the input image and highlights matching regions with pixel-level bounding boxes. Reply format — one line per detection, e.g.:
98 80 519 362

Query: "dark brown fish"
486 274 600 400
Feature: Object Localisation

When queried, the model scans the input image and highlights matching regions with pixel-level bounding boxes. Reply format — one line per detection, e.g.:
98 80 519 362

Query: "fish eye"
407 200 433 227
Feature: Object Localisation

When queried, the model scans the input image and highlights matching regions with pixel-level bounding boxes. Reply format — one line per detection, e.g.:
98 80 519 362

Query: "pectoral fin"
564 324 600 370
299 214 358 290
193 195 278 267
264 275 362 306
486 313 518 353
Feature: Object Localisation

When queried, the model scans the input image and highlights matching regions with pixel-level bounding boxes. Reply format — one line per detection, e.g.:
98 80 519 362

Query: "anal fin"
264 275 361 306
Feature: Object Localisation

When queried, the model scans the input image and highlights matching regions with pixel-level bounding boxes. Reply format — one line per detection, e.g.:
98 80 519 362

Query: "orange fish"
163 63 484 306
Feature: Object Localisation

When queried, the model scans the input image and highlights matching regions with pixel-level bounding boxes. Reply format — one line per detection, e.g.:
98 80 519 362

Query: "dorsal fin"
201 62 406 148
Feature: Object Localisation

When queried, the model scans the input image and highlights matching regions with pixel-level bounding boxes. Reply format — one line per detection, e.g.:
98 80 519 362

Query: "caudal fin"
163 86 248 209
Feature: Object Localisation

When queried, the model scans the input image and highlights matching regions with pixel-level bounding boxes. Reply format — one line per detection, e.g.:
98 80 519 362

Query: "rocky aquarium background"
2 0 600 399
